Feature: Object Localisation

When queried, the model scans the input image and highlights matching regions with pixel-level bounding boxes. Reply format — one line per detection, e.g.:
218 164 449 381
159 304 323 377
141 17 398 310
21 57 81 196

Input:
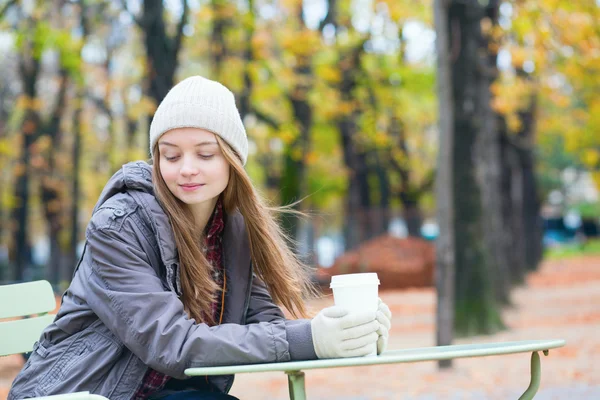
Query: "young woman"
8 76 392 400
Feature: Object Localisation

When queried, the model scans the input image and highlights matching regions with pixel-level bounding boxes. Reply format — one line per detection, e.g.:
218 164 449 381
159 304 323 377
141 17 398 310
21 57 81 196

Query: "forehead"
158 127 218 148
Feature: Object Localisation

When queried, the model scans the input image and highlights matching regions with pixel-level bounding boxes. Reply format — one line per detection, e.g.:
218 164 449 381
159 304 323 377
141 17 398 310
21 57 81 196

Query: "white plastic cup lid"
330 273 380 288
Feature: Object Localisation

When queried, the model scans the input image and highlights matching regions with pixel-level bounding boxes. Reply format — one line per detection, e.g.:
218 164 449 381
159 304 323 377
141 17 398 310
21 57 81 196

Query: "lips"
179 183 204 192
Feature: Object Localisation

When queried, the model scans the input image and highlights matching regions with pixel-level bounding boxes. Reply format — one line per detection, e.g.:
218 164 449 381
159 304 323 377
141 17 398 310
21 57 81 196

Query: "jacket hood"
93 161 155 214
92 160 184 294
90 161 248 299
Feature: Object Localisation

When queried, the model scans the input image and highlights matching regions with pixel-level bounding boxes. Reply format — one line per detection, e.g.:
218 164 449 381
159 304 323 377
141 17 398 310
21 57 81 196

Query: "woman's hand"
376 298 392 355
310 306 379 359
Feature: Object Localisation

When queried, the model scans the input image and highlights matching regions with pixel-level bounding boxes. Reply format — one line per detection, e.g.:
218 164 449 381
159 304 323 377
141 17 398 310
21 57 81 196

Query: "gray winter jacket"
8 161 317 400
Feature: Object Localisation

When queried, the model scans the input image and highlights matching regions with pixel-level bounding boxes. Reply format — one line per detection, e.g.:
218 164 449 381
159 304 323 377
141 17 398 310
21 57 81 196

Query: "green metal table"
185 339 566 400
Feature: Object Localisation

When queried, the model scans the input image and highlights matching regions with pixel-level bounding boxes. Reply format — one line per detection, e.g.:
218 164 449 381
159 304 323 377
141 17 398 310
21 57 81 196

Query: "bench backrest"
0 280 56 357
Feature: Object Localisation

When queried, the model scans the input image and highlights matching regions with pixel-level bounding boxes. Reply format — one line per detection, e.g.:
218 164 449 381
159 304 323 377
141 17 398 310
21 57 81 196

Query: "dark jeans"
161 391 240 400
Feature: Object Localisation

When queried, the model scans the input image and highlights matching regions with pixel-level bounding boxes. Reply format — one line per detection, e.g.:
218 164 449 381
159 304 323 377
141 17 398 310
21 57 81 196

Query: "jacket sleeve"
84 212 296 379
245 274 317 361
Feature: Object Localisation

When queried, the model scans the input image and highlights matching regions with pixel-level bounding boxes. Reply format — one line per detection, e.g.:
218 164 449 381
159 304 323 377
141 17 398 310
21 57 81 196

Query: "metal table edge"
185 339 566 376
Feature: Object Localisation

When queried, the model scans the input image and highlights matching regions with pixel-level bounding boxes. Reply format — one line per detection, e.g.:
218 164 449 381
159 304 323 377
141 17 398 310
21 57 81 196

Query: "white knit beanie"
149 76 248 165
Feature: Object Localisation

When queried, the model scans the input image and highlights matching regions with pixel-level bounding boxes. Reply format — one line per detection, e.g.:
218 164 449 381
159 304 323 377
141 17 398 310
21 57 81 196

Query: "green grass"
544 239 600 260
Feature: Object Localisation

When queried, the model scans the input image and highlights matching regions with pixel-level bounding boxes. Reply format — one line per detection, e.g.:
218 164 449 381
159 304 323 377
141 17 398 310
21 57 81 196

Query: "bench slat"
0 281 56 319
0 314 55 356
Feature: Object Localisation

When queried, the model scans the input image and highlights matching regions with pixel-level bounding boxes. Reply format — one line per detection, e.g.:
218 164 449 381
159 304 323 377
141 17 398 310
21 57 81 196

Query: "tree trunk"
388 115 425 237
401 197 423 238
11 44 41 282
63 0 90 282
433 0 456 368
372 152 391 237
448 0 505 337
520 145 543 271
323 0 370 251
498 121 524 288
338 45 370 250
281 59 312 243
0 79 11 280
142 0 182 102
141 0 189 149
279 4 313 246
339 115 368 250
236 0 282 196
473 0 512 306
516 90 543 271
11 111 37 282
41 68 69 286
68 88 84 282
101 53 117 173
210 0 229 79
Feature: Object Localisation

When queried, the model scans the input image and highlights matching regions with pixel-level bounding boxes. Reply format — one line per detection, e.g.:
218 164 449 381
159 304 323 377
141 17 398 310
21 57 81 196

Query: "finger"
344 343 377 358
322 306 349 319
342 331 379 351
377 335 387 355
341 320 379 340
376 310 391 331
376 322 389 338
378 301 392 320
339 310 377 329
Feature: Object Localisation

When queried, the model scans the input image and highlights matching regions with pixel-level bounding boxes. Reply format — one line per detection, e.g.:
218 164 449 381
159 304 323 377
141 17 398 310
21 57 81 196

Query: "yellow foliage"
290 147 303 162
592 171 600 190
128 148 148 162
316 65 341 84
563 133 579 153
510 47 528 68
281 30 321 57
15 95 44 111
251 31 272 60
196 7 213 20
305 151 318 166
32 135 52 153
507 114 522 133
279 130 297 146
374 131 390 147
491 97 510 114
549 92 571 108
338 101 356 116
0 139 12 156
582 149 599 168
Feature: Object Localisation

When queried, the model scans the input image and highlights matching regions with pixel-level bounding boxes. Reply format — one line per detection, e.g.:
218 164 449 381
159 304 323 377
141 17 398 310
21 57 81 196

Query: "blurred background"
0 0 599 398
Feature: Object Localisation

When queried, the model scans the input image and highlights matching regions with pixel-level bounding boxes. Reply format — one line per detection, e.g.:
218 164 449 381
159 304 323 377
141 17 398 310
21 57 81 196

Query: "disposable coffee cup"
330 273 380 356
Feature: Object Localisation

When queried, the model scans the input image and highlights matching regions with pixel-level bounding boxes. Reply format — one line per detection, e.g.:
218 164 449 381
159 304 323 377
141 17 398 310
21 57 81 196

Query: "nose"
179 156 199 177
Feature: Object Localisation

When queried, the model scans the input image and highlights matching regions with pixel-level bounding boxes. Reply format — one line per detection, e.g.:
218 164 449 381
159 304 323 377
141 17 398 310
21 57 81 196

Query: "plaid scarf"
202 197 226 324
133 198 226 400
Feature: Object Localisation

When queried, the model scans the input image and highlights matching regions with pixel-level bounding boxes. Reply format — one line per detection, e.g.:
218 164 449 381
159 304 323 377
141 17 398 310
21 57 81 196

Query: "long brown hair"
151 137 318 325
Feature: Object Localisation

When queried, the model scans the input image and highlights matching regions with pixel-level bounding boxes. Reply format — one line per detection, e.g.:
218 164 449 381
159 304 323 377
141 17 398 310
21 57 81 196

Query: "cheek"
216 163 230 187
159 162 178 185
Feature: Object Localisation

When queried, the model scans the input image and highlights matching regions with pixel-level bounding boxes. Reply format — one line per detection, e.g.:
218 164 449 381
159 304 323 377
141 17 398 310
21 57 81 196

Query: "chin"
178 196 205 205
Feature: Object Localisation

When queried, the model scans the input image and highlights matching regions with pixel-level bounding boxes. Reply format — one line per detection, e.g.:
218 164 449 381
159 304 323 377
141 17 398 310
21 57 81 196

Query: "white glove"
376 298 392 355
310 306 380 359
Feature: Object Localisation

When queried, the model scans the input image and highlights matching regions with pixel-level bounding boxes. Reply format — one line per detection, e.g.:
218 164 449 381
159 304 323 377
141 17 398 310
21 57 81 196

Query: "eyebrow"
158 141 218 147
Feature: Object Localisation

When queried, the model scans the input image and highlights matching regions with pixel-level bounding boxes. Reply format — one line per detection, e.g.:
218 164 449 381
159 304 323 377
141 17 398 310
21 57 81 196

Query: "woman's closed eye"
199 154 214 160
